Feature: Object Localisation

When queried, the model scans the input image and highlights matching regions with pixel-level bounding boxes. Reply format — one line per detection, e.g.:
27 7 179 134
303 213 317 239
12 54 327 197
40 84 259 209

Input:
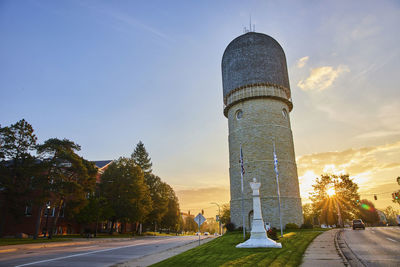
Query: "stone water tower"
222 32 303 229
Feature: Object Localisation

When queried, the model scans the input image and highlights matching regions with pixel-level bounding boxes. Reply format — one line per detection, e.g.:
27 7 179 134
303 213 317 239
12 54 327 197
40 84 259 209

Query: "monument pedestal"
236 178 282 248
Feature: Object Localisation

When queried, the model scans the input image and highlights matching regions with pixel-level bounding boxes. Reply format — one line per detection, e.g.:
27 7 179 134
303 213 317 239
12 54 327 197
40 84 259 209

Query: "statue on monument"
236 178 282 248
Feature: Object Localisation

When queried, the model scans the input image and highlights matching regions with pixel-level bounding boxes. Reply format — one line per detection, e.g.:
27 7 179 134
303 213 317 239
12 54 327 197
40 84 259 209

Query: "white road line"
14 241 149 267
386 237 398 243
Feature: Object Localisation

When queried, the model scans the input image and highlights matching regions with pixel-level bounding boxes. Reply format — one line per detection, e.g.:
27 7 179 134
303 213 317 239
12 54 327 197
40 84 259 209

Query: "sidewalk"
301 229 347 267
114 237 214 267
0 237 135 253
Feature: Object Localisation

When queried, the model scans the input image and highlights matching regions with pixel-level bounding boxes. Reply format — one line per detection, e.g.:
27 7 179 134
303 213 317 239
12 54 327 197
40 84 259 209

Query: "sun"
326 187 336 197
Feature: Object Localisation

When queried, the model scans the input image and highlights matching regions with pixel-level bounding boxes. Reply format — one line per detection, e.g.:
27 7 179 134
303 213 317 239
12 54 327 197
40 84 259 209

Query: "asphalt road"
0 235 208 267
340 226 400 267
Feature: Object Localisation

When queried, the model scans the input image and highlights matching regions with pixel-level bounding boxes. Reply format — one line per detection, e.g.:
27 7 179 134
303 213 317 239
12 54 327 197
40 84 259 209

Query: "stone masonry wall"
228 94 303 229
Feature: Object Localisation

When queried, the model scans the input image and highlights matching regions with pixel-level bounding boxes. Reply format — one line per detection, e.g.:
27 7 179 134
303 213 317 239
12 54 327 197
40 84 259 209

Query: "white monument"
236 178 282 248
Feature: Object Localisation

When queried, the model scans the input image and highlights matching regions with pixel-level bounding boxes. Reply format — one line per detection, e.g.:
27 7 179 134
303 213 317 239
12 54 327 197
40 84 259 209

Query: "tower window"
282 109 288 119
236 109 243 120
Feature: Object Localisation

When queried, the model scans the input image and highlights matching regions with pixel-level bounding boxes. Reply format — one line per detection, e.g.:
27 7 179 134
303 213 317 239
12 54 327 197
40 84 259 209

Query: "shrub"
225 222 235 232
285 223 299 229
300 222 313 229
267 227 278 240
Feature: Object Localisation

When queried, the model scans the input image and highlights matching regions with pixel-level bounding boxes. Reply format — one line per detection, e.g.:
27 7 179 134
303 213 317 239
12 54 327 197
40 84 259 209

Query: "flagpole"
240 145 245 241
273 142 283 237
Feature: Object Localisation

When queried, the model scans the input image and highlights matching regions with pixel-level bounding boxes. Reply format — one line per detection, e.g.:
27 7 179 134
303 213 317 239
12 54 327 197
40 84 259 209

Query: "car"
195 232 201 235
352 219 365 230
204 232 209 235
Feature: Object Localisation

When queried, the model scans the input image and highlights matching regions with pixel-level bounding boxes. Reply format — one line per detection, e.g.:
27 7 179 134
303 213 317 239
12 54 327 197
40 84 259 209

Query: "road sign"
194 213 206 226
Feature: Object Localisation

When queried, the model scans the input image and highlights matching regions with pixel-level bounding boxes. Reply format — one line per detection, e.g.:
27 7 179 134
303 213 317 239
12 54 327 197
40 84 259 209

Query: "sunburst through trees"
310 174 360 226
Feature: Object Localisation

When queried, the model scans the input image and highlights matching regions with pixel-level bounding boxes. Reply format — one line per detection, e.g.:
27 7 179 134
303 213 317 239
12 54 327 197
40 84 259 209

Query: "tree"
161 184 181 232
357 199 379 225
0 119 37 161
0 119 38 237
36 138 97 238
183 216 197 232
310 174 360 226
383 206 400 225
131 141 152 174
100 157 151 234
219 203 230 225
302 203 314 225
143 174 169 231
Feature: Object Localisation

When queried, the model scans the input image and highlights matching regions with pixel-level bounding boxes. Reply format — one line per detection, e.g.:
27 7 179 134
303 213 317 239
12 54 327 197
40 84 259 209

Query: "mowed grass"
152 229 326 267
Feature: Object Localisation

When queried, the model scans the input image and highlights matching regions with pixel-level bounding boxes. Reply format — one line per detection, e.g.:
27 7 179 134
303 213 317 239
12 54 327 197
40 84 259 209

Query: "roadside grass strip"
152 229 325 267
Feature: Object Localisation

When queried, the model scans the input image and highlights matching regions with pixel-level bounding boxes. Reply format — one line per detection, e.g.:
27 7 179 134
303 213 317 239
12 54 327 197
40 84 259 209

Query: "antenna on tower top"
250 15 252 32
243 14 256 33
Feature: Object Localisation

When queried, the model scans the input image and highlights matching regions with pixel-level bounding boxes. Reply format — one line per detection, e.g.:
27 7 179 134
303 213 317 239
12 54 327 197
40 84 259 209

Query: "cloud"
175 187 230 216
297 141 400 198
297 65 350 91
355 102 400 139
356 130 400 139
296 56 309 68
78 1 171 41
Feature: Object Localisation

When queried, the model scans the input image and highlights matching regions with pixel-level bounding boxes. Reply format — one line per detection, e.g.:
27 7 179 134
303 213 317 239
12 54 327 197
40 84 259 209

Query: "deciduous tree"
310 174 360 226
36 138 97 238
0 119 38 237
220 203 230 225
143 174 169 231
357 199 379 225
383 206 400 225
100 157 151 234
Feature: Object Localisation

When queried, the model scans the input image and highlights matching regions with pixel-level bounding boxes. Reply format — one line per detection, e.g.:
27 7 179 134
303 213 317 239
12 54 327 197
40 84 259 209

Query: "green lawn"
152 229 326 267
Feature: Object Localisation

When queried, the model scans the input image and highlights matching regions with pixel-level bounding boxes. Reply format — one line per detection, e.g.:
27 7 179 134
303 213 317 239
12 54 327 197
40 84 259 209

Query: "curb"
334 229 349 266
335 229 367 267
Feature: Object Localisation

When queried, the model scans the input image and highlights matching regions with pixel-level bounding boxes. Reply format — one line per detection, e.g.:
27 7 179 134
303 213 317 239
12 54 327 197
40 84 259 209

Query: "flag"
273 144 279 176
240 146 245 175
240 145 245 192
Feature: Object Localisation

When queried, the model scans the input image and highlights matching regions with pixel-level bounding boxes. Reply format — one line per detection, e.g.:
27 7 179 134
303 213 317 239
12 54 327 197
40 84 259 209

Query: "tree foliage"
36 138 97 238
161 184 181 231
131 141 152 174
310 174 360 225
357 199 380 225
143 174 169 231
302 203 314 225
383 206 400 225
220 203 230 225
183 216 197 232
100 157 152 232
0 119 39 236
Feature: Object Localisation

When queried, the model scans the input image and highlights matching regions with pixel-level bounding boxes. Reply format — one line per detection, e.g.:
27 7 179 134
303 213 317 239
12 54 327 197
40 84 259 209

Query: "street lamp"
210 202 221 235
44 203 51 238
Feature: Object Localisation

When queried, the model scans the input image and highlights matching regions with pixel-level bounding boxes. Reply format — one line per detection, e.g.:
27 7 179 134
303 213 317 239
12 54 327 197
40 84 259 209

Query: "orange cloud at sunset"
297 141 400 209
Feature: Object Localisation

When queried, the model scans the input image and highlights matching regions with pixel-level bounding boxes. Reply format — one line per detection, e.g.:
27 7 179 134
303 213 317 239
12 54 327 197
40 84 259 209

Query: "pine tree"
131 141 152 173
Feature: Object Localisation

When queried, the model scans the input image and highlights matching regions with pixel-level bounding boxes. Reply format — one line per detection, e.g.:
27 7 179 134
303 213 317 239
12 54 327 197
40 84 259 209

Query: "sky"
1 0 400 217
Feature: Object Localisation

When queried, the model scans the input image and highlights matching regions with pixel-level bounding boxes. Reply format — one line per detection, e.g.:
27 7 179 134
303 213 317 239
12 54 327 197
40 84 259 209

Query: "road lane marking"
14 241 150 267
386 237 398 243
14 237 197 267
